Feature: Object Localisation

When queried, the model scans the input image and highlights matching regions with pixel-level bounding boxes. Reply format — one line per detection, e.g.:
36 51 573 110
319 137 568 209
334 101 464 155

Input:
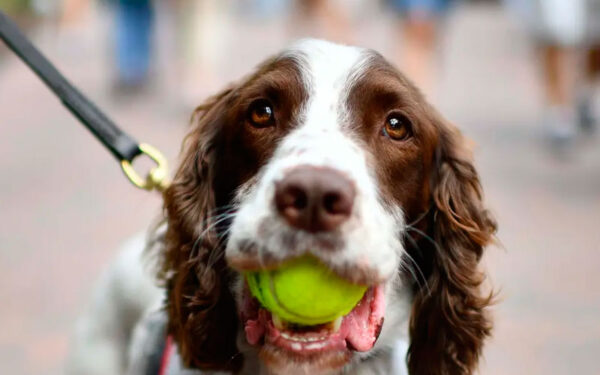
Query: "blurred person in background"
387 0 455 98
112 0 154 92
505 0 600 148
57 0 232 107
165 0 226 109
61 0 156 92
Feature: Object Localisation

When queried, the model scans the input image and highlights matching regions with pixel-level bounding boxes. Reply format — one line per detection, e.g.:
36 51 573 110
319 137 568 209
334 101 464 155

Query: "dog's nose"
275 166 355 233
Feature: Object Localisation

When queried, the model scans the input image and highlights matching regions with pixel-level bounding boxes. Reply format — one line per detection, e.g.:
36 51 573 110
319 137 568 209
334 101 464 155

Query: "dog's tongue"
342 285 385 351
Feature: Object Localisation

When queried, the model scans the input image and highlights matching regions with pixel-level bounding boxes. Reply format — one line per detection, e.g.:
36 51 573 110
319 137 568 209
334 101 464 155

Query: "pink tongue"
343 285 385 352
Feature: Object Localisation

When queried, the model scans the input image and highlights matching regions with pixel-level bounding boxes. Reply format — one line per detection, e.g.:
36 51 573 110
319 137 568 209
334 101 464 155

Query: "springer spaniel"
66 39 496 375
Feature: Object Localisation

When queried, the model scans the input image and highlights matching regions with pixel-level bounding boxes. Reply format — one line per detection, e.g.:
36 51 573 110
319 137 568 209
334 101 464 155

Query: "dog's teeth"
272 314 284 330
306 342 326 350
332 317 343 332
281 331 328 343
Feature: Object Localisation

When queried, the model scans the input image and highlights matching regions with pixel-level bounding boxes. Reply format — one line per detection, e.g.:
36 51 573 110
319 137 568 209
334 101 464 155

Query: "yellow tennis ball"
246 256 367 326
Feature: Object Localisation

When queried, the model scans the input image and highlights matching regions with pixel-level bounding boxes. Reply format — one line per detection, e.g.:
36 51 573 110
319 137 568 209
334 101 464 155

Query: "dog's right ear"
160 87 243 372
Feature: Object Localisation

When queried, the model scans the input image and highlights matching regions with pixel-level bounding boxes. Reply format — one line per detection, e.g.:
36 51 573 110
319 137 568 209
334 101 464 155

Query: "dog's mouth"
240 283 385 356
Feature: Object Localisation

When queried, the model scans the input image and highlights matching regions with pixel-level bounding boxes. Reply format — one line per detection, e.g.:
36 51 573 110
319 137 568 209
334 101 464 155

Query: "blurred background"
1 0 599 374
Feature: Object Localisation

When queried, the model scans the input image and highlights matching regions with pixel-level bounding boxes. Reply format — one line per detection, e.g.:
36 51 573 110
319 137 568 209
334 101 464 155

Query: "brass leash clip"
121 144 170 192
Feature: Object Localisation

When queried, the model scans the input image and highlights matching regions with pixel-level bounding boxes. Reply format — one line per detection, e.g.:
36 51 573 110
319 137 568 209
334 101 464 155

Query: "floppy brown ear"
407 124 497 374
160 87 243 372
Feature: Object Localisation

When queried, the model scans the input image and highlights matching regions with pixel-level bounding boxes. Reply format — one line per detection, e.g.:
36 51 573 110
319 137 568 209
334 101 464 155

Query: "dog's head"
159 40 496 375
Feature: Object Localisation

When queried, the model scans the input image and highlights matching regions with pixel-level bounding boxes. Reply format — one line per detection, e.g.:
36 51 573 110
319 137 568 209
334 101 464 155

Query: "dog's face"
224 40 430 372
161 40 496 375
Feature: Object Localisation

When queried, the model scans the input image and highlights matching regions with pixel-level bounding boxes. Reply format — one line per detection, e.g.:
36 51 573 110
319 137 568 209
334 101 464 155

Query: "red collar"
158 336 175 375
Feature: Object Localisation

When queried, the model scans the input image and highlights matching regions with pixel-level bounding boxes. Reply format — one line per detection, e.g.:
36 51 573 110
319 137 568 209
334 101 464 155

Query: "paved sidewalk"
1 4 599 375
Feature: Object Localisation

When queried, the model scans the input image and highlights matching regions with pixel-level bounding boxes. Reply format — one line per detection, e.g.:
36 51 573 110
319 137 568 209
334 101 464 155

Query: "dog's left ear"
407 121 497 374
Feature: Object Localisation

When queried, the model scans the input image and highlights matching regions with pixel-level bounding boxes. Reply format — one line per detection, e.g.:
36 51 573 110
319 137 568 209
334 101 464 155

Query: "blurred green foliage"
0 0 33 15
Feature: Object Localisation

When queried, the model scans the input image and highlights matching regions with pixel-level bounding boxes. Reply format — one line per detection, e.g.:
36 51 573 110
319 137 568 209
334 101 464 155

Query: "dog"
66 39 497 375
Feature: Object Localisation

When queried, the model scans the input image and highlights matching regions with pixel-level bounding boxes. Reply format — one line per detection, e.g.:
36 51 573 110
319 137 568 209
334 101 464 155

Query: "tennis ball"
246 256 367 326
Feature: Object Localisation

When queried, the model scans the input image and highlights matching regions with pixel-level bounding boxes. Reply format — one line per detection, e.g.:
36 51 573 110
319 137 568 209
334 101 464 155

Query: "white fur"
65 233 162 375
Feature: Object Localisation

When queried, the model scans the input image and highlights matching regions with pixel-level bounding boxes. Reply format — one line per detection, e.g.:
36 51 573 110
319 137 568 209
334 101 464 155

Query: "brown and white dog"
66 39 496 375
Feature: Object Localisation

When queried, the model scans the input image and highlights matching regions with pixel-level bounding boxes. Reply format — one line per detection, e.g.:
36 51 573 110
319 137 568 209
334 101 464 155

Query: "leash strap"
0 11 169 191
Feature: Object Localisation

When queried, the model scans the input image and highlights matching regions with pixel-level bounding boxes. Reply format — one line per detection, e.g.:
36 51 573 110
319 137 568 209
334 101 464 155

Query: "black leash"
0 10 168 191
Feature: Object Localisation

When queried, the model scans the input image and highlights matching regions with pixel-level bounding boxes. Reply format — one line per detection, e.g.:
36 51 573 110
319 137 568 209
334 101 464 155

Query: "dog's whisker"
398 259 421 289
197 211 237 240
402 234 431 296
406 207 431 228
201 205 238 266
215 227 234 251
190 209 238 275
206 204 236 216
405 225 443 255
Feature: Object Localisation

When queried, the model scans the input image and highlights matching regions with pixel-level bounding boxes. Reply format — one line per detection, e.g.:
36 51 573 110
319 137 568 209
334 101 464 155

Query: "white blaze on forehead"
273 39 374 173
284 39 366 101
283 39 370 131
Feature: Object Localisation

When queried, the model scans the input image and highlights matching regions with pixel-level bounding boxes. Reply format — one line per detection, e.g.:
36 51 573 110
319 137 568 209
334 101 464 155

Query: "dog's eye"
382 114 412 141
247 99 275 128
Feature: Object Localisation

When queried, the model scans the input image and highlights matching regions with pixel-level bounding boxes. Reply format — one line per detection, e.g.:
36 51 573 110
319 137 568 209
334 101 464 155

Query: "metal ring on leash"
121 144 170 192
